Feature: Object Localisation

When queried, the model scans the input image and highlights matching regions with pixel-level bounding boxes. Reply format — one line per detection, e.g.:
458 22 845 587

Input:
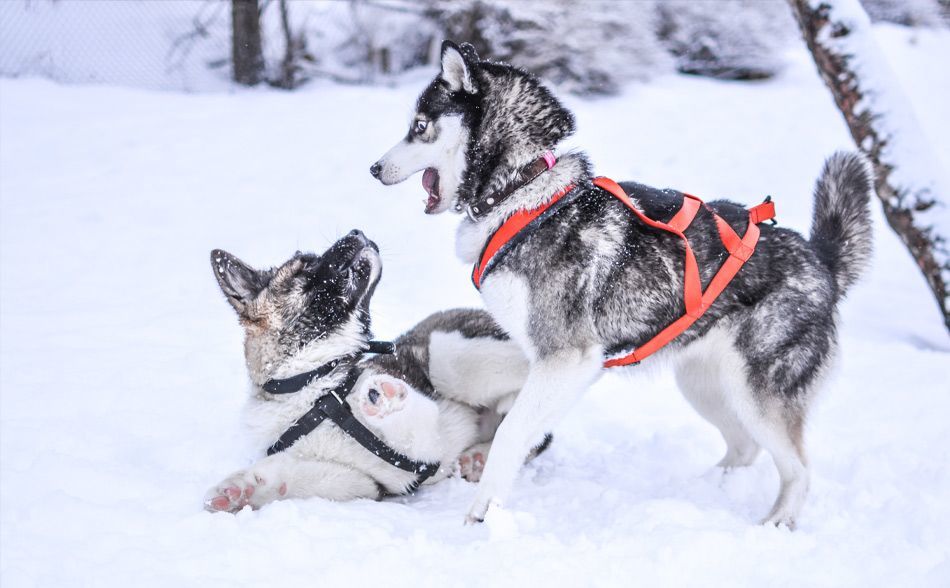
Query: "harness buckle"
750 196 777 226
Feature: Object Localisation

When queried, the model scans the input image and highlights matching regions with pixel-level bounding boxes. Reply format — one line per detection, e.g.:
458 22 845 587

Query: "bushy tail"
810 152 874 299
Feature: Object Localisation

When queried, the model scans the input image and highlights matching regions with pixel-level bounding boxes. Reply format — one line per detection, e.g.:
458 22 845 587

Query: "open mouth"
422 168 441 214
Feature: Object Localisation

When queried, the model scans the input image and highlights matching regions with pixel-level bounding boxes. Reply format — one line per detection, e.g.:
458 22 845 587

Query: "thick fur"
810 153 875 297
371 41 874 528
206 234 535 512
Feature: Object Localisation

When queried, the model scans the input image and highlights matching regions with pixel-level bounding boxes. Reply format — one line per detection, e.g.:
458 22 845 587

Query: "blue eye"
413 119 428 134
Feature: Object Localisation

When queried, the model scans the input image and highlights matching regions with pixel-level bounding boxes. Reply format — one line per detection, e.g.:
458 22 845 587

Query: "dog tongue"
422 168 437 196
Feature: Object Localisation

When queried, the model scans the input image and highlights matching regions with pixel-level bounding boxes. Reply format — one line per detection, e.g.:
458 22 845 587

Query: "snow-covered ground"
2 24 949 588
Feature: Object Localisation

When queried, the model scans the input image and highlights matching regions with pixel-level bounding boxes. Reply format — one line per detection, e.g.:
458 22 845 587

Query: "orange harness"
472 176 776 367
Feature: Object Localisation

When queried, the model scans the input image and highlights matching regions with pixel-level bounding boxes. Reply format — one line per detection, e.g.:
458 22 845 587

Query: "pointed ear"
440 40 477 94
211 249 266 316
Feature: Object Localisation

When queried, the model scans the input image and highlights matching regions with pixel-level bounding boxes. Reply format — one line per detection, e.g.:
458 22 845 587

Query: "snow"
2 24 950 588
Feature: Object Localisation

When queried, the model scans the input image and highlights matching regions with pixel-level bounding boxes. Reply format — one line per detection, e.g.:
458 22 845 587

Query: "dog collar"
463 150 557 220
262 340 396 395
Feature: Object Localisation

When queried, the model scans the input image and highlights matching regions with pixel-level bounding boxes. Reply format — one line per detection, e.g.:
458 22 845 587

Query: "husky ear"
440 40 477 94
211 249 266 317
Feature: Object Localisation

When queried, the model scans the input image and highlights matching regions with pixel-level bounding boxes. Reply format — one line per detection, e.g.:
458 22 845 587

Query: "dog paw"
464 512 485 525
465 496 494 525
715 446 759 470
358 375 409 419
761 512 797 531
204 469 288 513
458 444 489 483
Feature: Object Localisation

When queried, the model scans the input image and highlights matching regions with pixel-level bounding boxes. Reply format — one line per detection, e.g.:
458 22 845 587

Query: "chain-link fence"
0 0 431 92
1 0 944 94
0 0 344 92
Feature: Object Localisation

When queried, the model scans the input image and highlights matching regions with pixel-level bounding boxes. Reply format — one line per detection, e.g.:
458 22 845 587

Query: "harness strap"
266 360 440 492
364 340 397 355
267 367 362 454
592 177 706 318
471 176 776 369
263 357 351 395
262 340 396 394
472 184 577 289
315 383 439 489
594 177 774 367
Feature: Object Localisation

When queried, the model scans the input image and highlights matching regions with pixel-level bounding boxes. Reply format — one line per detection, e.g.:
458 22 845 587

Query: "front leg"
354 372 441 455
205 452 379 512
465 347 602 523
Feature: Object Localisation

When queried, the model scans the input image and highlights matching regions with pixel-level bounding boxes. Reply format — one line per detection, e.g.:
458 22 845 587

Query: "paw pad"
459 451 486 482
359 376 409 418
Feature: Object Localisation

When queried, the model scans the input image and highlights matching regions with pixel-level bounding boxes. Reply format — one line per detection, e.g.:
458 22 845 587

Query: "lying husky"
205 231 534 511
370 41 873 528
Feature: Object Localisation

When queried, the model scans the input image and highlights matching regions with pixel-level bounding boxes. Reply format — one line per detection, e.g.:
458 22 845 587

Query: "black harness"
263 340 440 493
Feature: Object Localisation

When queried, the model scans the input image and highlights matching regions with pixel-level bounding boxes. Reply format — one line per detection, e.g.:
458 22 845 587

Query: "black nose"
349 229 364 239
369 162 382 178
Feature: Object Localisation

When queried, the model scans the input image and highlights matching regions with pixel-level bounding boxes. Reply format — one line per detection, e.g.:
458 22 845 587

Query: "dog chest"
478 270 537 362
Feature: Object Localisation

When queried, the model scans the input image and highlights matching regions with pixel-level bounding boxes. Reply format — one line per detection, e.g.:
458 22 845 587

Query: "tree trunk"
275 0 296 89
788 0 950 331
231 0 263 85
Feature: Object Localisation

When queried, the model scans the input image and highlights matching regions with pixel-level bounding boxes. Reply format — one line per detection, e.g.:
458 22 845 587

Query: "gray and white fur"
205 231 535 512
370 41 874 528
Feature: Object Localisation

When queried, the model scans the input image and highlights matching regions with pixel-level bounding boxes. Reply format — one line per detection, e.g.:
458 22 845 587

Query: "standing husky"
205 231 531 512
370 41 873 528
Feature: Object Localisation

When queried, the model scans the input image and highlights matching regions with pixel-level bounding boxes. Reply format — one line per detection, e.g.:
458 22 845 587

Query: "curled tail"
810 151 874 299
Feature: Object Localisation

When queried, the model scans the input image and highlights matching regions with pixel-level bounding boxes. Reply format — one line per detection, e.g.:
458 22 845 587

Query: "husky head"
370 40 576 215
211 231 381 384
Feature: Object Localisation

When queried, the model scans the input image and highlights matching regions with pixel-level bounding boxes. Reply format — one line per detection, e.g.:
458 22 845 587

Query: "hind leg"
743 407 809 528
678 326 814 528
204 453 380 512
716 421 761 469
732 327 824 528
703 379 809 528
675 338 760 470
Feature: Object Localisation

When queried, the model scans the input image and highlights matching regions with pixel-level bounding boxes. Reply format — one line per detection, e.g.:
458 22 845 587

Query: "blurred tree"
231 0 263 85
655 0 794 80
859 0 944 26
333 0 433 83
425 0 669 95
273 0 308 89
789 0 950 330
